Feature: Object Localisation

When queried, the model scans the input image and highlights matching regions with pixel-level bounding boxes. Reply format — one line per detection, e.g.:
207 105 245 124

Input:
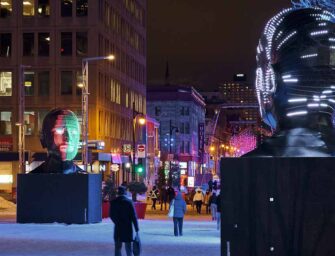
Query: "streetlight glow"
138 117 146 125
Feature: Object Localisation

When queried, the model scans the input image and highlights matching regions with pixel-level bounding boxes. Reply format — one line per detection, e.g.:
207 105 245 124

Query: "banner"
198 123 205 162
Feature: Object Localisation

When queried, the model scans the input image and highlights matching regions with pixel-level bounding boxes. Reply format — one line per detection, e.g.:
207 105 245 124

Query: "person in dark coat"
160 185 168 211
216 192 221 230
110 186 139 256
167 185 175 203
171 191 187 236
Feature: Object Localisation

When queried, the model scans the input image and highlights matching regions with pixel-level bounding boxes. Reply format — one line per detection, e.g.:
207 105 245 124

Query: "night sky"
147 0 291 89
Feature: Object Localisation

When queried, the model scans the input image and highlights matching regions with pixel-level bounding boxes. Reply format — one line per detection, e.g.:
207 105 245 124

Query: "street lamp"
81 55 115 172
17 64 31 174
132 101 146 181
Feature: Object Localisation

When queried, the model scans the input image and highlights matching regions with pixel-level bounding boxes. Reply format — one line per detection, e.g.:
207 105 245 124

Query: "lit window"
0 71 11 96
76 70 82 95
23 0 34 16
24 111 36 135
24 71 35 96
37 0 49 16
0 111 12 135
0 0 12 18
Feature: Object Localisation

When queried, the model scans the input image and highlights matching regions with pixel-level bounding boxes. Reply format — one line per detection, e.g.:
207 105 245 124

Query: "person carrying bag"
168 199 175 218
132 232 141 256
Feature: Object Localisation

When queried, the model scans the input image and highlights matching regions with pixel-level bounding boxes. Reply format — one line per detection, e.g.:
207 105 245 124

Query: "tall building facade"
147 85 205 188
0 0 146 191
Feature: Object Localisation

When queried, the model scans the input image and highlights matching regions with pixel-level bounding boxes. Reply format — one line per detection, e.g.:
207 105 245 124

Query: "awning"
0 151 29 162
92 152 111 162
111 153 122 164
121 155 131 163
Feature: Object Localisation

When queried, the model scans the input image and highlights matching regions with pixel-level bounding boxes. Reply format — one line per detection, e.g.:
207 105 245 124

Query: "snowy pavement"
0 217 220 256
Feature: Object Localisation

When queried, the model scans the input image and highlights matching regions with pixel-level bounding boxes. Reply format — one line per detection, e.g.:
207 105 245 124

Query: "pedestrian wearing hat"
110 186 139 256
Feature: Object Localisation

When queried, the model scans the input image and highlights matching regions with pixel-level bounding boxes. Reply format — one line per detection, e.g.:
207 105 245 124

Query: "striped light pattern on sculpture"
255 1 335 130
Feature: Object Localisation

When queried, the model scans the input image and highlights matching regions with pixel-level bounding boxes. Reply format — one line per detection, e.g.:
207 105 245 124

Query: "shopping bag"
167 200 174 218
133 232 141 256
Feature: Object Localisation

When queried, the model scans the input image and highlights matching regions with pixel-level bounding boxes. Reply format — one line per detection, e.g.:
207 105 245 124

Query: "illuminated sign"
0 175 13 184
179 162 187 169
111 164 120 172
187 177 195 187
180 169 186 175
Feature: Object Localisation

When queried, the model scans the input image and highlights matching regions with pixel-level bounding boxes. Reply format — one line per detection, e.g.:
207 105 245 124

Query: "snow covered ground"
0 217 220 256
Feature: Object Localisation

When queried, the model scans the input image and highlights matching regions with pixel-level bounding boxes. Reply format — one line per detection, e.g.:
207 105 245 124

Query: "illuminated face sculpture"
41 109 80 161
256 5 335 131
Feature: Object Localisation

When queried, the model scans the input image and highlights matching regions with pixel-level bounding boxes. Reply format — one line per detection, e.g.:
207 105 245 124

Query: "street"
0 205 220 256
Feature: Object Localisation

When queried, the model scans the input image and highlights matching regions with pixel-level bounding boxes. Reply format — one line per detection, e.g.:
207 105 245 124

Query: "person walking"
209 192 217 221
171 191 187 236
160 185 168 211
204 190 211 214
167 185 175 204
110 186 139 256
216 192 221 230
193 188 204 214
149 186 159 210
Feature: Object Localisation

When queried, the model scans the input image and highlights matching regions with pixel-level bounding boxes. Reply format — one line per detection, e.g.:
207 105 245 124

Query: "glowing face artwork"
51 113 80 161
256 3 335 130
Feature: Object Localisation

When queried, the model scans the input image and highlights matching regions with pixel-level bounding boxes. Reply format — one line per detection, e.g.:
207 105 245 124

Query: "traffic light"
135 159 144 174
135 164 144 174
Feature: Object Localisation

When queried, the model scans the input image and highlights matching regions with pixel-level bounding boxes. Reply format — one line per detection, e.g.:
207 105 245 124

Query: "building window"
180 123 185 134
76 70 82 95
185 107 190 116
76 32 87 56
155 106 161 116
61 32 72 56
38 33 50 56
0 111 11 135
23 0 35 16
38 71 49 96
24 71 35 96
23 33 34 56
24 111 36 135
76 0 88 17
37 0 50 16
187 141 190 154
61 0 72 17
61 71 72 95
185 123 190 134
0 33 11 57
0 0 12 18
180 141 184 154
0 71 11 96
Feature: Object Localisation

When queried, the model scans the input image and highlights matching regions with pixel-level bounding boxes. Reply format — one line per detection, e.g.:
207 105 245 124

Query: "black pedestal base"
17 173 102 224
220 157 335 256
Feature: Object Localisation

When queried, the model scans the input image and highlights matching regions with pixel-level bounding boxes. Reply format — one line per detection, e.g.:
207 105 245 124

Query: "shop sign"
137 144 146 158
179 162 187 169
99 164 106 172
180 169 186 175
111 164 120 172
0 137 13 151
198 123 205 160
187 176 195 187
164 161 170 171
123 144 132 154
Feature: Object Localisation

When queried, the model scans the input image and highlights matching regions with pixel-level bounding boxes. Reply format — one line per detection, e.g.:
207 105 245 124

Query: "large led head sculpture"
256 1 335 131
40 108 80 161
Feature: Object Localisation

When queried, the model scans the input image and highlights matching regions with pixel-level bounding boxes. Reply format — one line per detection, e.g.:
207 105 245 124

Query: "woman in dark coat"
172 191 187 236
110 186 139 256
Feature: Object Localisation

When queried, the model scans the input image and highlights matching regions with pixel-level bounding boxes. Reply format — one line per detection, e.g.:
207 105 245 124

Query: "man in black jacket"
110 186 139 256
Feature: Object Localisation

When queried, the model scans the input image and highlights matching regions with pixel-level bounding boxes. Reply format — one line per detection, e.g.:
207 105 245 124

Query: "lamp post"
168 120 179 186
81 55 115 172
17 64 31 174
132 101 146 181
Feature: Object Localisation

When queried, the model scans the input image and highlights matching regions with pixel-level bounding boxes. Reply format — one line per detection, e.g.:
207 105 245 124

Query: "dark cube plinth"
220 157 335 256
17 173 102 224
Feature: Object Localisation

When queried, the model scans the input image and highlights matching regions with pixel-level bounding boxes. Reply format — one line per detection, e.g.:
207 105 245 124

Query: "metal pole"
18 65 24 174
169 119 172 186
82 60 89 172
132 101 136 181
